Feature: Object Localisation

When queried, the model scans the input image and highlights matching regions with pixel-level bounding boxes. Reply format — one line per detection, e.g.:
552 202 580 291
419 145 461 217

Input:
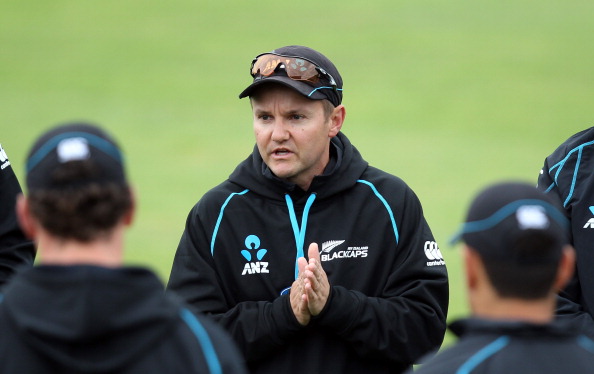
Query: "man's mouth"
273 149 291 156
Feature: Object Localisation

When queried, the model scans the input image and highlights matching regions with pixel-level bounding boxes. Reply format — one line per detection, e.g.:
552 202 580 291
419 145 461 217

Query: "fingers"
303 243 330 316
308 242 320 263
289 275 310 326
298 256 308 273
305 245 324 289
291 243 330 320
303 277 328 316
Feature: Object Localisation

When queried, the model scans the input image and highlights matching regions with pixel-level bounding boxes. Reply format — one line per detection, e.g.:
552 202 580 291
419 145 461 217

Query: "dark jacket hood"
1 265 180 373
228 132 368 201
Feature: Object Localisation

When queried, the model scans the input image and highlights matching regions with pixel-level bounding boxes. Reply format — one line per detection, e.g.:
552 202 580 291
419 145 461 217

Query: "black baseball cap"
25 122 127 191
239 45 343 107
450 182 570 262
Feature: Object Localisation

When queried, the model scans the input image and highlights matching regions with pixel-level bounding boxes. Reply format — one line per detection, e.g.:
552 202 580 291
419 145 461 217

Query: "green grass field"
2 0 593 348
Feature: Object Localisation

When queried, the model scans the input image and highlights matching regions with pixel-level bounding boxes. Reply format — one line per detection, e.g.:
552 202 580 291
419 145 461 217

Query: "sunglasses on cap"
250 53 338 88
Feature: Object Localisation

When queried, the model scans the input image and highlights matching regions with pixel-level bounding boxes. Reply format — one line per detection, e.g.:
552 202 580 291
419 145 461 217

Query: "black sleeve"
312 186 449 364
0 145 35 287
167 203 304 361
555 274 594 338
538 150 594 338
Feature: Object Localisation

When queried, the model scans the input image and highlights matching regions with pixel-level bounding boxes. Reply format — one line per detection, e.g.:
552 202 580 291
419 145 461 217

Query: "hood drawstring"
285 193 317 279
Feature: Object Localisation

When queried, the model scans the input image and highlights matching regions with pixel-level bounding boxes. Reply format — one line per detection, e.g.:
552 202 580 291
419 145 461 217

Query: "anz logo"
241 235 270 275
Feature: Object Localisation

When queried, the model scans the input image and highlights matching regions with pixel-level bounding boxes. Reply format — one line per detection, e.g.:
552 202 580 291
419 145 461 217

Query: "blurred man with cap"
0 122 247 373
0 143 35 287
167 45 449 373
409 181 594 374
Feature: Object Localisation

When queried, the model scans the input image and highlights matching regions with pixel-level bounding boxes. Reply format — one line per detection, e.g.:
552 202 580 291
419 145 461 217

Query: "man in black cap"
537 127 594 339
0 143 35 287
0 122 247 373
167 45 449 373
409 181 594 374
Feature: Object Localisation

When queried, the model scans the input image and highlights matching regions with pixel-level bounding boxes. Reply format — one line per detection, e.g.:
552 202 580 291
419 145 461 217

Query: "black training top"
0 265 247 374
0 143 35 287
167 132 449 374
409 318 594 374
538 127 594 338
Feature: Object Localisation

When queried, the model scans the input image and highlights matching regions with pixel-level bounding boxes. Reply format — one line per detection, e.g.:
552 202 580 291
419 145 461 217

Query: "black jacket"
537 127 594 338
0 265 247 374
0 143 35 286
167 132 449 373
409 318 594 374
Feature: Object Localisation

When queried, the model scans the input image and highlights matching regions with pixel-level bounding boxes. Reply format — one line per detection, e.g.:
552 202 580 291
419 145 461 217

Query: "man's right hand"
289 256 311 326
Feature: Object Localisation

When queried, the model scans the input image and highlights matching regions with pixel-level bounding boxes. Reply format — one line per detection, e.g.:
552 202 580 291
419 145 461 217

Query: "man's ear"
122 187 136 227
328 105 345 137
463 245 479 291
463 245 489 292
16 194 36 239
554 245 576 292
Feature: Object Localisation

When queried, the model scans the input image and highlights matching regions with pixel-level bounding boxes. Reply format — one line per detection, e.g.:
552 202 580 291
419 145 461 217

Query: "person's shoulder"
548 127 594 160
202 179 248 198
412 331 504 374
359 165 407 186
177 307 248 372
410 344 470 374
541 127 594 193
564 127 594 147
0 143 18 183
192 180 249 208
358 165 421 200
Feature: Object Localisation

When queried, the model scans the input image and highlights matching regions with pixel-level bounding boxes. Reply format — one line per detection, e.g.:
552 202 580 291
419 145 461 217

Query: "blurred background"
2 0 593 347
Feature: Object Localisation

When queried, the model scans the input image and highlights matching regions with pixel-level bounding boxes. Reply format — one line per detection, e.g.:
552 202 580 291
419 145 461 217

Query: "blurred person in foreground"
0 122 247 374
167 45 449 374
409 182 594 374
0 143 35 286
537 127 594 339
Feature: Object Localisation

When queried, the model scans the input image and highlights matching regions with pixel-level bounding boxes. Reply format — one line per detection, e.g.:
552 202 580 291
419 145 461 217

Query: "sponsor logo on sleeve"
424 241 445 266
0 144 10 170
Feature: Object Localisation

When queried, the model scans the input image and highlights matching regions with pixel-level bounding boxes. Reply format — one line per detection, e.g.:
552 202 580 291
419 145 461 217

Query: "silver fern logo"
321 240 346 253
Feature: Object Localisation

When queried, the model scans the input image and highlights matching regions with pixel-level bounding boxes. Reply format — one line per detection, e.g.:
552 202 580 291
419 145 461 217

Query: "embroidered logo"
320 240 368 262
321 240 345 253
517 205 549 230
241 235 269 275
0 144 10 170
57 137 90 163
424 241 445 267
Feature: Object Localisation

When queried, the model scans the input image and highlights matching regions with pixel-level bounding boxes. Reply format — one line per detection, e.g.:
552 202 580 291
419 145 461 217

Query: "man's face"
251 84 343 191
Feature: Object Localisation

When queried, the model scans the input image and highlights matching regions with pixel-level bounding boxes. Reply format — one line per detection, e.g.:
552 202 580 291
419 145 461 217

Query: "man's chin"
270 169 294 181
269 165 297 180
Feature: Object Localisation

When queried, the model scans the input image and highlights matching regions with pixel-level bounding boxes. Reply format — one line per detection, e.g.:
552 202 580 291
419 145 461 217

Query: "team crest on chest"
320 240 369 262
